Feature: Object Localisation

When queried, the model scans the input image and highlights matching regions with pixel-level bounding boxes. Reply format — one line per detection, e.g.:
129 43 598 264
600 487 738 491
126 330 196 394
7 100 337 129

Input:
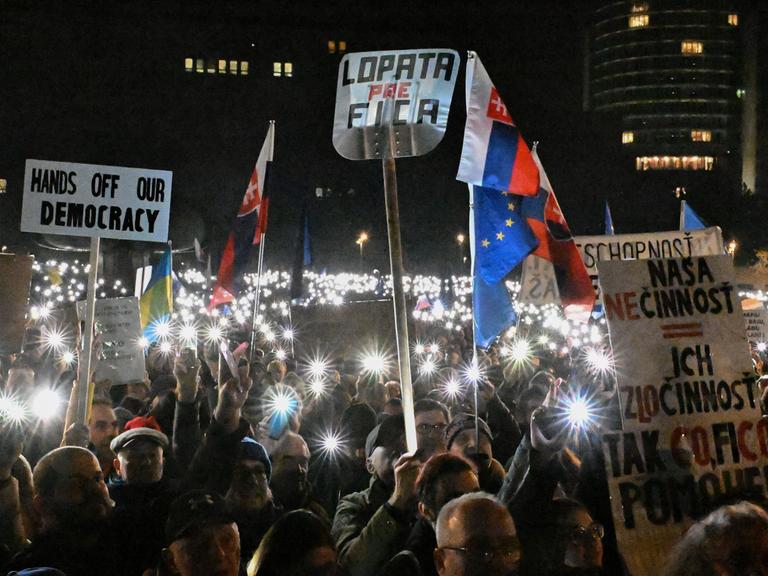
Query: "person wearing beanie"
446 414 506 493
225 437 281 564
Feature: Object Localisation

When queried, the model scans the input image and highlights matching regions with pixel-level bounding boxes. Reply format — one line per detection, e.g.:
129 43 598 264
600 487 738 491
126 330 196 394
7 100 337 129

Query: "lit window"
273 62 282 77
196 58 204 73
240 61 249 75
681 41 703 55
184 58 193 72
728 13 738 26
284 62 293 77
339 40 347 52
691 130 711 142
218 59 226 74
229 60 238 75
622 131 634 144
629 14 649 28
0 179 6 194
328 40 336 54
631 2 649 12
635 156 714 171
206 59 216 74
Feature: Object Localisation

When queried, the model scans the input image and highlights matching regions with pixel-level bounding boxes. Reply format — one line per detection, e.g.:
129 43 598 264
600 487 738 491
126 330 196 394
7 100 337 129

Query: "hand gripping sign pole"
333 49 459 452
21 159 173 425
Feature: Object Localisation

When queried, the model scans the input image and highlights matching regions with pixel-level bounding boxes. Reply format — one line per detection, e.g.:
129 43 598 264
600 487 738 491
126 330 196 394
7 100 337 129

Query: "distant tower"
587 1 746 185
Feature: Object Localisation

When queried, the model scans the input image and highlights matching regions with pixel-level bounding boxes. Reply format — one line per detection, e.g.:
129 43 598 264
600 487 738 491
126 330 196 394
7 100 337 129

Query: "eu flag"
473 275 517 349
474 185 539 284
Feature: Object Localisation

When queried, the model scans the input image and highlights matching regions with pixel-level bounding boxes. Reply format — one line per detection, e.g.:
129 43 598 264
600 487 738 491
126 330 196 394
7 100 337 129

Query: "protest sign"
520 227 724 308
21 159 172 243
333 49 459 160
0 254 34 355
77 297 144 386
744 308 768 344
597 255 761 576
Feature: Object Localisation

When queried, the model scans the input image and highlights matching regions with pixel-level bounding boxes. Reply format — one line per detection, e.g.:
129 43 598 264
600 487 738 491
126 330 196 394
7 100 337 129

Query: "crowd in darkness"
2 323 768 576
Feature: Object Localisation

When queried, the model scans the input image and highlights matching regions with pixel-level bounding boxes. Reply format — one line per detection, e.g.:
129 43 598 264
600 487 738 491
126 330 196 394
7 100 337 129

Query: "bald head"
33 446 113 530
269 432 310 510
435 492 520 576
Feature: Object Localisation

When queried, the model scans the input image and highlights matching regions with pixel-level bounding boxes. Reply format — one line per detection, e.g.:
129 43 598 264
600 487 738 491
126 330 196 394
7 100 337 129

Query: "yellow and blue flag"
140 245 173 340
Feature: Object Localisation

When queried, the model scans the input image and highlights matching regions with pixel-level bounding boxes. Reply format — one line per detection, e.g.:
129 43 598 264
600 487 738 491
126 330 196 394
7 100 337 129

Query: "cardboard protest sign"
0 254 34 355
332 49 460 160
597 255 761 576
21 159 172 243
77 297 144 386
521 227 724 308
744 308 768 344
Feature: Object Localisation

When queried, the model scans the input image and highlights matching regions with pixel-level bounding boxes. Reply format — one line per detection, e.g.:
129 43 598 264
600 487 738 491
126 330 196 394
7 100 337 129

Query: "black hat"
165 490 233 544
365 413 405 458
445 413 493 449
237 437 272 480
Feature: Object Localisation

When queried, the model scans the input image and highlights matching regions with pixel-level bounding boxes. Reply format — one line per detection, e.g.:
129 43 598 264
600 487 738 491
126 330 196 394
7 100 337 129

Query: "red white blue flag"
521 149 593 322
457 52 539 196
211 122 274 308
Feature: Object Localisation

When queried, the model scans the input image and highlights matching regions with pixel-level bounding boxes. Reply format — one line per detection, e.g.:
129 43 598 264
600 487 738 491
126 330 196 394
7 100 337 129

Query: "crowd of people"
1 322 768 576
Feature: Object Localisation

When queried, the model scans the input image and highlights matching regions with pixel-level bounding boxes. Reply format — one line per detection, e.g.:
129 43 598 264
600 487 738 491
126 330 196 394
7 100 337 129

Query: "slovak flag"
211 122 275 309
457 52 539 196
521 149 593 322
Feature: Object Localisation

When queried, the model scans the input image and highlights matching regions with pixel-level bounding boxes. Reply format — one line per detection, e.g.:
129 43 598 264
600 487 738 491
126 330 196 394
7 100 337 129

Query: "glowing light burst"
305 356 330 380
159 341 174 355
413 343 425 356
309 378 327 398
264 388 298 419
582 346 614 377
39 326 69 354
203 324 225 346
758 342 767 353
274 348 287 361
318 430 345 459
419 358 437 377
137 336 150 350
563 394 597 430
508 337 533 368
31 390 61 420
461 361 482 385
178 323 198 348
361 350 389 376
281 327 295 342
441 377 463 400
0 395 27 424
152 317 173 340
59 350 76 367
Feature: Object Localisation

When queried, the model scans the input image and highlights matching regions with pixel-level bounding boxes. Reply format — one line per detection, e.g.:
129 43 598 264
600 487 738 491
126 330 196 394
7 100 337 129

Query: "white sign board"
520 227 724 308
21 159 172 242
77 297 145 386
597 255 761 576
332 49 460 160
744 308 768 344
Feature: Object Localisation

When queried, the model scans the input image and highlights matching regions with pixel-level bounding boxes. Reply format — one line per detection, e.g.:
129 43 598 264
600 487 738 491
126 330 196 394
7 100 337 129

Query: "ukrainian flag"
140 245 173 341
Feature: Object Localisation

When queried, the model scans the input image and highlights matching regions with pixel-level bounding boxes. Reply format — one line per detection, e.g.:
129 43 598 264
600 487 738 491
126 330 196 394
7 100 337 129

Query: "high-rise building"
585 0 760 219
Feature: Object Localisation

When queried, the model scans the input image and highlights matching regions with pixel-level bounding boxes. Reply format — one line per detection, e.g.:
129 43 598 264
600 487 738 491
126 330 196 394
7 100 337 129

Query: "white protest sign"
21 159 172 242
597 255 761 576
332 49 460 160
77 297 145 386
744 308 768 344
520 227 724 308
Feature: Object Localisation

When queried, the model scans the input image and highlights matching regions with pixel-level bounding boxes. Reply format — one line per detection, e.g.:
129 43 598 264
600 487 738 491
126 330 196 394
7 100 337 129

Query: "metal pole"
75 236 100 426
249 233 267 362
382 146 418 454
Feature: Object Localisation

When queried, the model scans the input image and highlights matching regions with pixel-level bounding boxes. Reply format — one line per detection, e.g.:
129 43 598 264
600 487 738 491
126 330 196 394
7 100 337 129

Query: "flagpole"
249 232 266 363
679 199 686 231
75 235 100 426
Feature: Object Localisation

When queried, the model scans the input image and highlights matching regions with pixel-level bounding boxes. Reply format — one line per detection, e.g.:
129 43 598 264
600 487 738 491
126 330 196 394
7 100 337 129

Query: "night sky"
3 0 756 275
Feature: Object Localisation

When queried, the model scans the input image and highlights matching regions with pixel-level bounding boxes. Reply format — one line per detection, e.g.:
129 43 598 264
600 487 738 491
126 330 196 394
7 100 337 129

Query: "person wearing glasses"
414 399 450 460
434 492 521 576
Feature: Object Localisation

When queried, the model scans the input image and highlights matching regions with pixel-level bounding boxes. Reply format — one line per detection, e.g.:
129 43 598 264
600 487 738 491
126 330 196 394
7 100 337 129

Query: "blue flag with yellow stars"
474 185 539 284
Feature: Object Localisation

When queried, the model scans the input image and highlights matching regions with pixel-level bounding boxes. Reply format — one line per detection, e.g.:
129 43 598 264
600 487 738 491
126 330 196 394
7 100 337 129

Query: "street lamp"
356 232 369 269
456 233 467 265
456 233 465 245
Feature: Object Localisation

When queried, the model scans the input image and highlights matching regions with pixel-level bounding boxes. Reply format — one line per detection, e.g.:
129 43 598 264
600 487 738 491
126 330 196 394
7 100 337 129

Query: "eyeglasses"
570 523 604 542
438 543 522 565
416 423 447 435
